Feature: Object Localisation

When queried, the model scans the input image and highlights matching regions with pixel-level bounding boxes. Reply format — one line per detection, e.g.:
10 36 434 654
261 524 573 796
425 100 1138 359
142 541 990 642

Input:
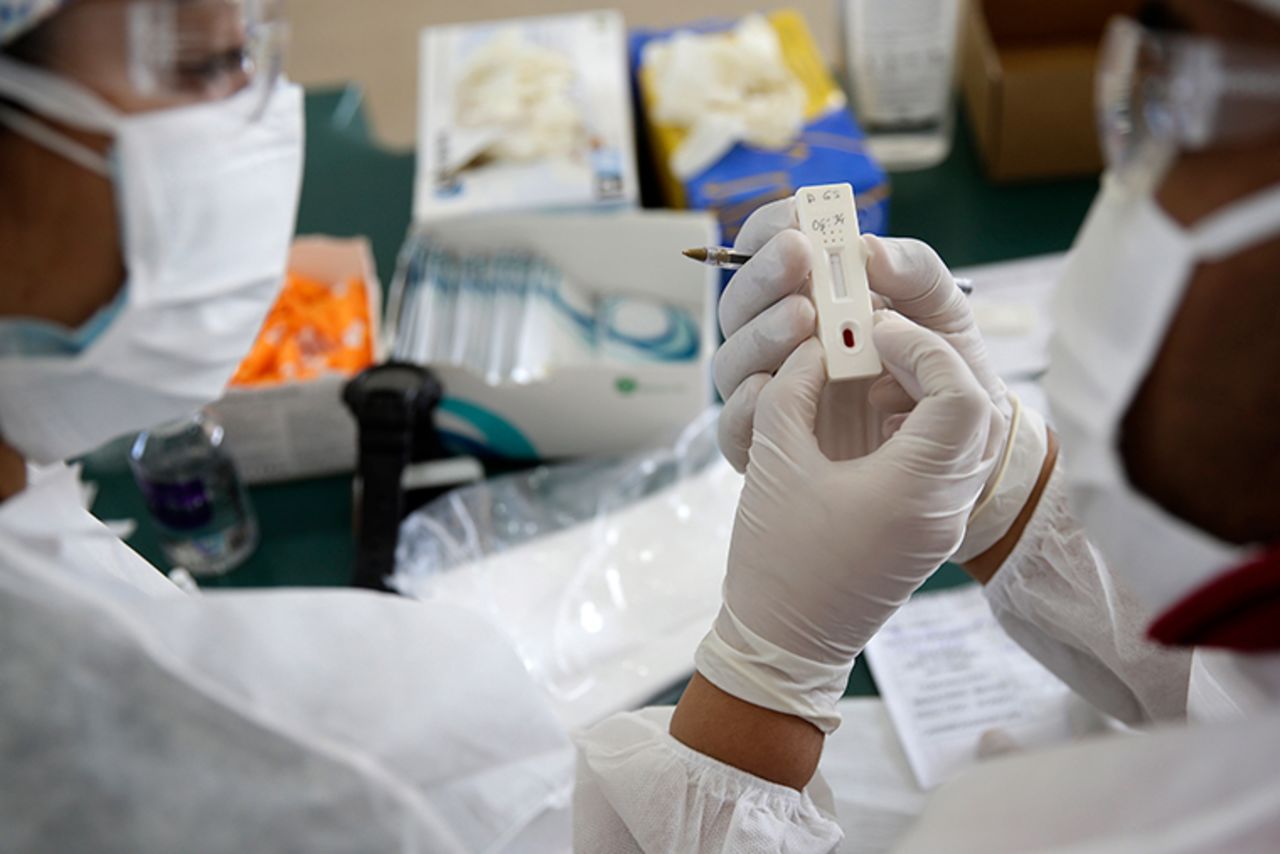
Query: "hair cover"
1 0 64 45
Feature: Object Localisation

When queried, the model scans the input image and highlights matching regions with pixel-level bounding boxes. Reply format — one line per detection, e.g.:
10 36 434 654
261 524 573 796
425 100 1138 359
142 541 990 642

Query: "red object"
1148 543 1280 651
842 327 856 349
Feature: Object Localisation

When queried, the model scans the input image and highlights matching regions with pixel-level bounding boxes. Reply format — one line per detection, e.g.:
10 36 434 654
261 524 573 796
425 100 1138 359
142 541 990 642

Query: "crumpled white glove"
696 317 1004 733
713 198 1049 563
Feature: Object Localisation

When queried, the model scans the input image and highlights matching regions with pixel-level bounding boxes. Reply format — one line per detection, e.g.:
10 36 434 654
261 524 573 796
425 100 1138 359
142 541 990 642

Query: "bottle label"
139 478 215 531
847 0 960 127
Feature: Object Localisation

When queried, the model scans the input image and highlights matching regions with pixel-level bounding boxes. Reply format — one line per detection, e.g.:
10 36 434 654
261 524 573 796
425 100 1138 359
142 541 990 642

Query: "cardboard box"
632 9 889 243
286 0 847 151
415 10 639 221
960 0 1142 181
216 216 715 481
212 238 383 484
390 211 719 459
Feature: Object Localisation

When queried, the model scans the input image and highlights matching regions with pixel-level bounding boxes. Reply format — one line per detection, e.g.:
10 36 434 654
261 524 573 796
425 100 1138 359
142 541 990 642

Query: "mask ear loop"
1189 182 1280 261
0 54 121 175
0 103 110 176
0 54 121 130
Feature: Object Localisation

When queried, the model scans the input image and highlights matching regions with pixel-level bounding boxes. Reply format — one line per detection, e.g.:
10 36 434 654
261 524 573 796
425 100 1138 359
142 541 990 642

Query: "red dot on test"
842 327 856 349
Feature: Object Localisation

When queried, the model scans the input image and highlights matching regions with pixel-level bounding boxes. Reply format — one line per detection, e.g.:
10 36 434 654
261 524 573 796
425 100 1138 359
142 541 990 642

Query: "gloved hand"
714 198 1048 563
715 200 887 469
696 315 1003 733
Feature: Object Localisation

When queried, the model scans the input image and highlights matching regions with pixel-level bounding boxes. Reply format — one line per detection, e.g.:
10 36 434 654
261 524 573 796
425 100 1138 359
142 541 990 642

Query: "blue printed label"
139 479 214 531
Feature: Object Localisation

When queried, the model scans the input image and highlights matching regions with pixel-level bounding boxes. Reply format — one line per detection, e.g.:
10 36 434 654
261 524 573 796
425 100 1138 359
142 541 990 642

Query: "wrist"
670 672 825 790
952 399 1049 564
965 429 1060 584
694 604 852 734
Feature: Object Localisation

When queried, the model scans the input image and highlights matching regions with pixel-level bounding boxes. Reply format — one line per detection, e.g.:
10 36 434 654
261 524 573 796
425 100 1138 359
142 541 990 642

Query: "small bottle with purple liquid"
129 411 258 576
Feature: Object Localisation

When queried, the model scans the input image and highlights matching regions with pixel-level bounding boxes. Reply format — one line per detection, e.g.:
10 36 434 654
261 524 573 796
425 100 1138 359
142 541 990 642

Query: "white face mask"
1045 162 1280 614
0 57 303 465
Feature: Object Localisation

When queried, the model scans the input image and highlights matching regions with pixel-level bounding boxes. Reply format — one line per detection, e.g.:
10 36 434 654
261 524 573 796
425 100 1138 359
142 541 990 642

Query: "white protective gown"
0 464 577 854
7 461 1280 853
575 463 1280 852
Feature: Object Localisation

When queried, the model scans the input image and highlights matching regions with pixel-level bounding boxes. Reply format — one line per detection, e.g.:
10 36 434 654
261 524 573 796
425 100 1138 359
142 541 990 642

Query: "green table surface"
82 86 1099 700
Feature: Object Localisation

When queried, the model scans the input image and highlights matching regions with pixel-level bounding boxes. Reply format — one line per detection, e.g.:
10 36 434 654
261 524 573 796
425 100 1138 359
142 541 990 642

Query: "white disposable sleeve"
573 707 844 853
983 461 1194 725
0 512 575 854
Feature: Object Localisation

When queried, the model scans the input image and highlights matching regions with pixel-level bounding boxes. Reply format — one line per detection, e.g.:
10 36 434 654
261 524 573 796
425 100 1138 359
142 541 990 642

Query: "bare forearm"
669 672 825 790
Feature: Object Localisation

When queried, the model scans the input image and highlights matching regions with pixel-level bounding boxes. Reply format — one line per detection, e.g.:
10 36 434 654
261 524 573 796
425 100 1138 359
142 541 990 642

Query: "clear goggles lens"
16 0 287 116
1097 16 1280 172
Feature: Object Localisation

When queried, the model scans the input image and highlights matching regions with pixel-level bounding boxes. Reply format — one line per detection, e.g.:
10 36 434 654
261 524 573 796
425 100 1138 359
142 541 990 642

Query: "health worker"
574 0 1280 850
4 1 1280 853
0 3 576 851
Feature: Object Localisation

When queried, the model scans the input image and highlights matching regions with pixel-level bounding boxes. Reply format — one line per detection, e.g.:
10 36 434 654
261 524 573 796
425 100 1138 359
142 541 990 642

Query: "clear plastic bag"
392 410 742 726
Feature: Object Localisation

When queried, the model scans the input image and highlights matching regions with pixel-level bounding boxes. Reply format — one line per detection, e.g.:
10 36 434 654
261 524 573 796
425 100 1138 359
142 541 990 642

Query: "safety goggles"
1096 15 1280 172
9 0 287 117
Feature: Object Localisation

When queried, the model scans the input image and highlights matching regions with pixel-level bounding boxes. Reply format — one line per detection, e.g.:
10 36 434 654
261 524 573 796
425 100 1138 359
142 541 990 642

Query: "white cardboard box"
211 237 384 484
216 213 716 481
392 210 719 459
415 10 639 221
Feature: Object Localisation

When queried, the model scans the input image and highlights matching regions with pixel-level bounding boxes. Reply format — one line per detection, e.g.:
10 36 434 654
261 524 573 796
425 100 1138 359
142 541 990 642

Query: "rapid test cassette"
795 183 882 381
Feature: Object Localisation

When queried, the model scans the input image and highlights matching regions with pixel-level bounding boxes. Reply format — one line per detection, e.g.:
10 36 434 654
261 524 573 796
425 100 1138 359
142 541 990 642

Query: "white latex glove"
715 200 885 468
714 198 1048 562
696 316 1003 732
